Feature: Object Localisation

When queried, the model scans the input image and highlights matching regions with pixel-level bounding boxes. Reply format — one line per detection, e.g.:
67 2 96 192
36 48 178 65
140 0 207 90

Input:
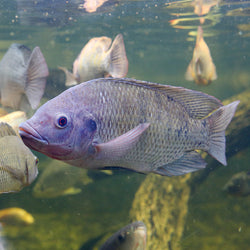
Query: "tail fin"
207 100 240 165
107 34 128 78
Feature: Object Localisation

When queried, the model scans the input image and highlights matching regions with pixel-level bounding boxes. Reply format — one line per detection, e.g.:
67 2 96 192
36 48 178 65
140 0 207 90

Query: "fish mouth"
19 122 48 148
19 122 73 160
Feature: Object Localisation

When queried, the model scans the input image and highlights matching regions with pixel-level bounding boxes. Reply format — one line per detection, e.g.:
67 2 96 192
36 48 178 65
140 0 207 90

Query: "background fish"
99 221 147 250
0 122 38 193
0 43 49 110
223 171 250 197
19 78 239 177
32 160 92 198
0 111 27 134
185 26 217 85
59 34 128 86
0 207 34 226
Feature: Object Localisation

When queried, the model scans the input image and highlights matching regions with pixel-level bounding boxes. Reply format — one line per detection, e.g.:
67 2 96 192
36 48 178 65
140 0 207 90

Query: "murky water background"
0 0 249 249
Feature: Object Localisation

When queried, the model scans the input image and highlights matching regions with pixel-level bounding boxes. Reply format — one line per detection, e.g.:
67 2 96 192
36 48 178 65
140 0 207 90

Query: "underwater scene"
0 0 249 249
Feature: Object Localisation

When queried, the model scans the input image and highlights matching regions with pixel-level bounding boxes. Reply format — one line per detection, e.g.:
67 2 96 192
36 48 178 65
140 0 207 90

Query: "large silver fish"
19 78 239 176
0 43 49 110
0 122 38 193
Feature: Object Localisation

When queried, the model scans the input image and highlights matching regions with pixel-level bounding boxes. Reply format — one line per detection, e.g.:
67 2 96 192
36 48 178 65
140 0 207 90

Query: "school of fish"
0 24 242 250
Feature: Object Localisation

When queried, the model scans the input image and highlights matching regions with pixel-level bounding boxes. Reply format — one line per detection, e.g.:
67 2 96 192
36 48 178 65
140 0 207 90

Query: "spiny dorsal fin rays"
0 122 16 137
106 78 223 119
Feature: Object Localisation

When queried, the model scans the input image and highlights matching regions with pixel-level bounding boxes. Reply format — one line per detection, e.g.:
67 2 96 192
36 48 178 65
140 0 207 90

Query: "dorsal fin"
0 122 17 137
108 78 223 119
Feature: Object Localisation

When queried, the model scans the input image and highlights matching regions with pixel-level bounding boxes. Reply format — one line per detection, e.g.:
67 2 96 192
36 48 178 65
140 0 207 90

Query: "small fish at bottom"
100 221 147 250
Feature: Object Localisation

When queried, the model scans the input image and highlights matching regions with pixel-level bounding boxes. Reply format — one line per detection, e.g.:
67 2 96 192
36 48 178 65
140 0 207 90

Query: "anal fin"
153 151 207 176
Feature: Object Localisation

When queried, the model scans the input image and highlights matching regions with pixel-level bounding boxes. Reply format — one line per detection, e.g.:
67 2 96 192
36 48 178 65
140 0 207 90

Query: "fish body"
185 26 217 85
0 43 49 110
0 207 34 226
100 221 147 250
19 78 239 176
59 34 128 86
0 122 38 193
223 171 250 197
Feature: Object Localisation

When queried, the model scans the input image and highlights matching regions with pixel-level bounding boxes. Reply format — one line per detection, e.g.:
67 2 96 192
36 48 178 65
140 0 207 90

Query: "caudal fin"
207 100 240 165
107 34 128 78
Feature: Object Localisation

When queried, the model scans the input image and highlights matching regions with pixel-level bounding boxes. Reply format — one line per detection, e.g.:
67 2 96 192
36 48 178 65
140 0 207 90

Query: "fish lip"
19 122 48 145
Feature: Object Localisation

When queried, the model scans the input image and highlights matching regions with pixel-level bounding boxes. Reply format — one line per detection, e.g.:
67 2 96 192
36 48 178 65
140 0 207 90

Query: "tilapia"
19 78 239 176
100 221 147 250
0 43 49 110
0 207 34 226
185 26 217 85
0 122 38 193
59 34 128 86
32 160 92 198
223 171 250 197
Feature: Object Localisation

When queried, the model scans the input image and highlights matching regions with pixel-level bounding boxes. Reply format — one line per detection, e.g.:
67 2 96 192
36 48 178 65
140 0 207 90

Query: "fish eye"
86 119 97 132
35 158 39 165
55 114 68 129
118 233 126 243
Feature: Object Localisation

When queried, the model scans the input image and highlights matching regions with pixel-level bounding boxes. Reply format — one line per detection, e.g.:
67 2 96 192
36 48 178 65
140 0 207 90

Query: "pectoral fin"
62 187 82 196
58 66 78 86
94 123 150 160
0 165 24 185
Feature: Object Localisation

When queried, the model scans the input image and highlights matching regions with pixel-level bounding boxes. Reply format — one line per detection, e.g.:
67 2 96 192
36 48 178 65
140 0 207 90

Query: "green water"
0 0 249 249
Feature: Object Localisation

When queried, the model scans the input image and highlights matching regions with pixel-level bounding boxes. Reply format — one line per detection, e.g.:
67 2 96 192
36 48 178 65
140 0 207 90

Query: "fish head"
222 172 247 196
102 221 147 250
19 97 98 161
